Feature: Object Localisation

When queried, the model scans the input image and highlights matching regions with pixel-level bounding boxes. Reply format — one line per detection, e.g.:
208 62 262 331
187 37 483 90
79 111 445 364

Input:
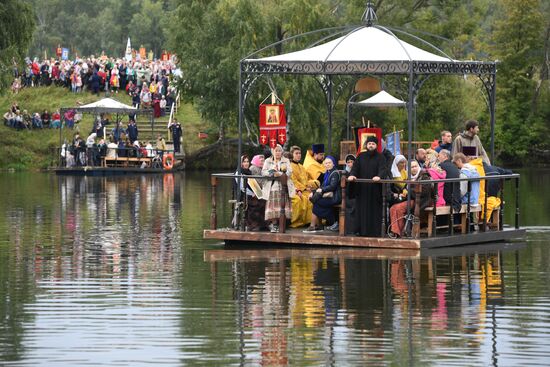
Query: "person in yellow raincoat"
303 144 326 189
467 157 503 222
289 146 313 228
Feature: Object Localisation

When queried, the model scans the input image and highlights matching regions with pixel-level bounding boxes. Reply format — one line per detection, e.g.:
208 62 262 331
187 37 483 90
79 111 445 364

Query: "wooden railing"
209 172 521 238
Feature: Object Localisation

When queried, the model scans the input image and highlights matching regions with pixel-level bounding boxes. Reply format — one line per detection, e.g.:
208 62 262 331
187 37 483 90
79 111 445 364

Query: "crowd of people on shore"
12 56 178 99
5 55 180 133
234 119 512 238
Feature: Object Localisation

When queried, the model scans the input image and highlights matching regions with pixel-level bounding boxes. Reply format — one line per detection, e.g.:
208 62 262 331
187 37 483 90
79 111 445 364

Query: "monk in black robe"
348 136 387 237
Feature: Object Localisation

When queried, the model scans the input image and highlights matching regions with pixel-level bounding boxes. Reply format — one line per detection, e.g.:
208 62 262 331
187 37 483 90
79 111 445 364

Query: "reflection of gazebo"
238 3 497 174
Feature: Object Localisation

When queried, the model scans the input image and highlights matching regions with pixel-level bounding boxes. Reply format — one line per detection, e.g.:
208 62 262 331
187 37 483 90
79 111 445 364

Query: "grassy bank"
0 87 209 170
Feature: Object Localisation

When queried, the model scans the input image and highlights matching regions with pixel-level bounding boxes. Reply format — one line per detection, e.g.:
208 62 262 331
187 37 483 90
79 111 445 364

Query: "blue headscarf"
322 155 338 187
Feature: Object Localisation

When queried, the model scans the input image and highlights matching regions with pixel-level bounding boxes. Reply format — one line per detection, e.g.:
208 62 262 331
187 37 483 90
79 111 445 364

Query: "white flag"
125 37 132 62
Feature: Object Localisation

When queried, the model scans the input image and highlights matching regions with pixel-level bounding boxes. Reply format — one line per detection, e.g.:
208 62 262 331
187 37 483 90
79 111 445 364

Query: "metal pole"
515 177 520 229
406 68 414 219
327 75 333 154
237 65 243 175
490 72 496 163
347 99 352 141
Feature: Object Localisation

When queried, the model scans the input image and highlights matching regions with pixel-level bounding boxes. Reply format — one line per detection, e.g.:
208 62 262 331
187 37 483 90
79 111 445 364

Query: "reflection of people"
267 107 278 124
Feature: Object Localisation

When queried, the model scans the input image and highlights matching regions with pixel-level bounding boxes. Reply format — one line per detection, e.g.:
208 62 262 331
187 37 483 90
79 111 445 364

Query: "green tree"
490 0 545 162
129 0 168 57
0 0 35 93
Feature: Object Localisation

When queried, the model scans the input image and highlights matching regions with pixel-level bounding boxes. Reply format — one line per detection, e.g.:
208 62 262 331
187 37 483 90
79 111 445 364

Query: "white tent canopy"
79 98 136 111
68 97 142 115
354 90 406 107
248 26 452 64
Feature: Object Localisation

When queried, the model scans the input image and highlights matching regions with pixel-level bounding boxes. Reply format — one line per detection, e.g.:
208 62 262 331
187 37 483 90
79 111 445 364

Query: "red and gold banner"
259 104 287 147
355 127 383 154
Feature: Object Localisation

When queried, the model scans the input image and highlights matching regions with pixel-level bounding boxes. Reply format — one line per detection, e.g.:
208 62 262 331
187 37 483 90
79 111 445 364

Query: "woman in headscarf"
389 154 408 206
304 156 341 232
250 155 264 176
235 154 267 231
389 160 423 237
289 146 312 228
262 145 294 233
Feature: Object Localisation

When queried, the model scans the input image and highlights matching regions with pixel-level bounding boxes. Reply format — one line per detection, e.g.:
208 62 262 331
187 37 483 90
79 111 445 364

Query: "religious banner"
139 46 146 60
386 131 401 156
259 104 287 147
56 45 62 58
355 127 383 154
61 48 69 61
161 51 169 61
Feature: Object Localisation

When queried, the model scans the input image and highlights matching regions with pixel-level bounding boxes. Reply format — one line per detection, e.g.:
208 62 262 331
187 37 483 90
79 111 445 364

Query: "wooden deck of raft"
203 228 526 249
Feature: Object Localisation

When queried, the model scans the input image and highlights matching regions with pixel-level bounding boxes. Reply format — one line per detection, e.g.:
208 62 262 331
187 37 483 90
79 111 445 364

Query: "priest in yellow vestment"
289 146 313 228
303 143 326 189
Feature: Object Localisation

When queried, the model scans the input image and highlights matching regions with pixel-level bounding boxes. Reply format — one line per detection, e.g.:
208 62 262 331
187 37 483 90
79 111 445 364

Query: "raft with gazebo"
203 3 525 249
54 97 182 176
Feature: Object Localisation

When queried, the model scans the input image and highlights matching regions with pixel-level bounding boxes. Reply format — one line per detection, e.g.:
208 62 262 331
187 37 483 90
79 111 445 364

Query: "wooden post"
381 183 387 237
431 183 437 237
210 176 217 230
466 180 471 234
483 177 489 232
339 175 346 236
412 182 422 238
279 173 288 233
515 177 520 229
499 178 505 231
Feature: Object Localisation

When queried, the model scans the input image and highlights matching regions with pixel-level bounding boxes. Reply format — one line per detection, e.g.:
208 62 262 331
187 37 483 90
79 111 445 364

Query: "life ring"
162 153 174 170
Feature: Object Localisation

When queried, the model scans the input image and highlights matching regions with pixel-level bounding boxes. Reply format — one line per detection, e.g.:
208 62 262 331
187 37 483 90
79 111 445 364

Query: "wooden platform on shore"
203 228 526 249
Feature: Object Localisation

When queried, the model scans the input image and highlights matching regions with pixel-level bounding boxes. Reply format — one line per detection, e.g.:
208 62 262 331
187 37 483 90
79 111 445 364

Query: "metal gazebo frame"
236 3 497 176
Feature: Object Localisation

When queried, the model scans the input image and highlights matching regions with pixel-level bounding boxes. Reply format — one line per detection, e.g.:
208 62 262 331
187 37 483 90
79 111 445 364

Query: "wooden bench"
424 204 482 237
103 156 152 167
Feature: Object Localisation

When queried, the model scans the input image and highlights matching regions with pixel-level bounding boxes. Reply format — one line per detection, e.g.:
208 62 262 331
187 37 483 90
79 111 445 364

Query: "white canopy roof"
248 26 451 64
67 97 144 115
79 98 136 110
355 90 406 107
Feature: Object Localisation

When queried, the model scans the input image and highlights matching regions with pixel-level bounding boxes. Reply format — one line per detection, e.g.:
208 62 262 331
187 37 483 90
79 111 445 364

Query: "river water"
0 170 549 366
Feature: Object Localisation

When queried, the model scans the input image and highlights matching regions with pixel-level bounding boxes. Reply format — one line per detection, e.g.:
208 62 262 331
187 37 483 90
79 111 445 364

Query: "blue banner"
386 131 400 156
61 48 69 60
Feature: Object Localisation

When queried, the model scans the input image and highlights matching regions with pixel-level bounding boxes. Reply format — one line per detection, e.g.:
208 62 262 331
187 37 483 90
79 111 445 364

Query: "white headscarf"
410 160 421 180
391 154 407 178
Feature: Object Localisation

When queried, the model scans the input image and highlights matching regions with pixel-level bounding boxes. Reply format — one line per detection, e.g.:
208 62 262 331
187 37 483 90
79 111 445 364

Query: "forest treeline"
2 0 549 164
